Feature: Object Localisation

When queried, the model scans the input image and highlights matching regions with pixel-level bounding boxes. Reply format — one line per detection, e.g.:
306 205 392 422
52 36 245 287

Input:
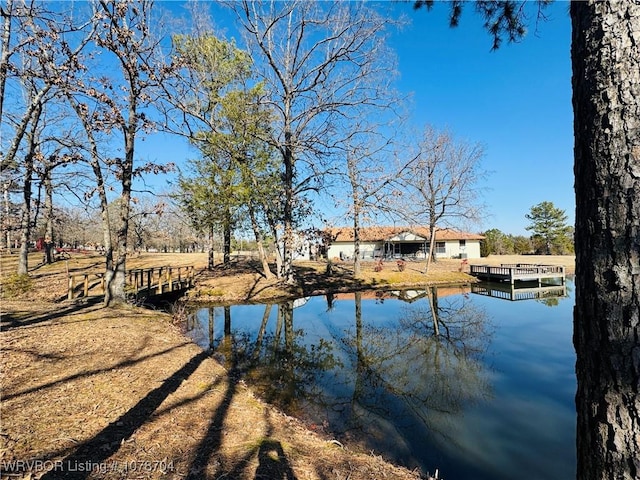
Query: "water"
184 281 576 480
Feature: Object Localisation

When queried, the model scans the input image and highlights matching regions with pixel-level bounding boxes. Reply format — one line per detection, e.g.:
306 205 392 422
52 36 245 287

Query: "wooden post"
167 267 173 292
68 275 75 300
147 269 152 293
133 270 139 293
83 274 89 297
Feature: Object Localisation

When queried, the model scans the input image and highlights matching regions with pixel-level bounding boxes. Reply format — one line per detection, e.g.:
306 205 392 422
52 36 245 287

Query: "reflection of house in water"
390 290 428 302
471 281 568 302
390 286 471 303
326 286 471 306
293 296 310 308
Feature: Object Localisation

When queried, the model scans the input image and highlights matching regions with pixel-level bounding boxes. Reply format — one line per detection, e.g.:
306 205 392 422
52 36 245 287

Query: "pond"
184 279 576 480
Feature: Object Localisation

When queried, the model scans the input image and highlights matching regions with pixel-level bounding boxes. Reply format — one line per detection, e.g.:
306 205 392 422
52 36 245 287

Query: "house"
324 226 484 260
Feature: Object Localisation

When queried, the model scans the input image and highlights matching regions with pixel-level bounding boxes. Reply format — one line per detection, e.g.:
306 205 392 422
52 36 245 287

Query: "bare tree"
0 1 94 273
80 0 169 304
61 91 118 280
229 0 402 284
0 2 92 174
15 87 41 274
0 0 15 126
333 122 403 277
394 125 487 272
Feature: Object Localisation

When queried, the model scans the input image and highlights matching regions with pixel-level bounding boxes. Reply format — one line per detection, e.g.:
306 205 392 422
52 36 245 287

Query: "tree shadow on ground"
239 262 374 303
3 341 191 401
27 258 104 278
185 355 240 478
293 263 373 296
0 297 103 331
183 344 298 479
39 350 210 480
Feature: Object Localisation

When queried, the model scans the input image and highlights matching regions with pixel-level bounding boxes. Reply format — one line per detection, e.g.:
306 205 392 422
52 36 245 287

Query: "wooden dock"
469 263 565 286
67 265 195 301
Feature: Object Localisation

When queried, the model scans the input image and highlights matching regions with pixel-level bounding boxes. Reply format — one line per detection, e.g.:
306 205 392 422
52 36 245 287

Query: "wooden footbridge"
67 265 195 301
469 263 566 286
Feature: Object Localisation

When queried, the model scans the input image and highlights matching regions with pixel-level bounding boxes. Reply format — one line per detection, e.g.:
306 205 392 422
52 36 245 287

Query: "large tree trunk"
281 141 295 285
106 124 135 305
43 171 54 264
208 225 215 270
248 202 274 279
223 214 231 264
17 152 33 275
17 100 41 275
571 3 640 480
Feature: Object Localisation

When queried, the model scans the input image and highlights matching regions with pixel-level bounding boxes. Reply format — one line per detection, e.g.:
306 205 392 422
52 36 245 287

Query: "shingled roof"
326 226 484 242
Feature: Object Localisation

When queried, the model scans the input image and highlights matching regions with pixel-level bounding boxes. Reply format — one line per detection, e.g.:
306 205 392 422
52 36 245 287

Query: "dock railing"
469 263 565 285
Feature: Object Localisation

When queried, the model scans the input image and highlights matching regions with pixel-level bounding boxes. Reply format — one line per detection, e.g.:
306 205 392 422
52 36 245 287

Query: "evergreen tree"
525 201 572 254
170 33 280 277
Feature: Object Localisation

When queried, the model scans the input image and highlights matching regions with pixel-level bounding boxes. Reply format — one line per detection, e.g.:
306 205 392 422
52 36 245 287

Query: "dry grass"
1 301 424 480
0 251 575 479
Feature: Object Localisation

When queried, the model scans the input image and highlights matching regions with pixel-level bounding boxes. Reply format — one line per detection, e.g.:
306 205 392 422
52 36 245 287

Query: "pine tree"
525 201 572 254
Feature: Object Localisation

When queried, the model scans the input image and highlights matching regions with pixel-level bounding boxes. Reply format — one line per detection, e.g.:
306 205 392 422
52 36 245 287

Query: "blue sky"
387 1 574 236
139 1 574 237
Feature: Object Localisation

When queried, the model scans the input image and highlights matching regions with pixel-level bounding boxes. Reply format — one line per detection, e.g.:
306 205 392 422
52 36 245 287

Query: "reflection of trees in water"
194 302 339 417
186 289 493 472
336 287 494 464
538 297 560 307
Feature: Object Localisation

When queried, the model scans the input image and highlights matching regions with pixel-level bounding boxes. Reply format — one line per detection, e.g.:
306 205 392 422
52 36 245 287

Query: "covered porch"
383 231 430 259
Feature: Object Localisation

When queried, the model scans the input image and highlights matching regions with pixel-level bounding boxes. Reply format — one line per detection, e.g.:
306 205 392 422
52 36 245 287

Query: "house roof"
325 226 484 242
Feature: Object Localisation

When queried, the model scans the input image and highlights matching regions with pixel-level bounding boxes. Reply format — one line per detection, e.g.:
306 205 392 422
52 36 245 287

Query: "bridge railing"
127 265 195 296
67 265 195 300
67 273 106 300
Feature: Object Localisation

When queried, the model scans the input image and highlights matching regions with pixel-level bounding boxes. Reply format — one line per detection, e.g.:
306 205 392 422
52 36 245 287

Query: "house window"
436 242 446 254
459 240 466 248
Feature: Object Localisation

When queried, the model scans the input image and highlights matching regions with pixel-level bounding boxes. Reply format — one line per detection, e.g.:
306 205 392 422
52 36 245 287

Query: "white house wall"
327 242 380 260
438 240 481 259
328 239 481 260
